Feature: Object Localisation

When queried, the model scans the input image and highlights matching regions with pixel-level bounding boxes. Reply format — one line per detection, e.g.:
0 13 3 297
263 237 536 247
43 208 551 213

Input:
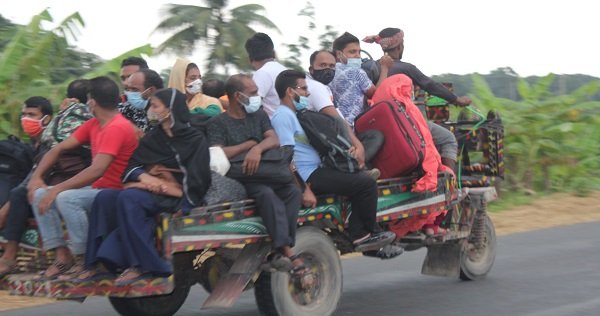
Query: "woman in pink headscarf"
372 74 451 235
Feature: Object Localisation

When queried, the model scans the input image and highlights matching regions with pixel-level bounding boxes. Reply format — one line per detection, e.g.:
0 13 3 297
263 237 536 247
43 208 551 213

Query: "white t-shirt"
306 74 335 112
252 61 287 118
306 74 346 122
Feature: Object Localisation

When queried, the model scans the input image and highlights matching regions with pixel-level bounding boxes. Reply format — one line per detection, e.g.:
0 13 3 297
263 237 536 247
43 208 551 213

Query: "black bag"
296 110 360 173
0 135 34 205
227 147 293 185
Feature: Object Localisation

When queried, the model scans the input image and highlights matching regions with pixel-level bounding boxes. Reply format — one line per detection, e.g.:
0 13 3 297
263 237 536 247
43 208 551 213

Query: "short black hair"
379 27 402 38
89 76 120 109
24 96 53 116
332 32 359 53
120 57 149 69
275 70 305 99
67 79 90 104
138 69 164 90
309 50 336 66
245 33 275 62
225 74 252 100
202 79 225 98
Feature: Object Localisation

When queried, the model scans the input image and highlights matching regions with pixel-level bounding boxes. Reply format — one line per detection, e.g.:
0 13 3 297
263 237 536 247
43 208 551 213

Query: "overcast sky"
1 0 599 77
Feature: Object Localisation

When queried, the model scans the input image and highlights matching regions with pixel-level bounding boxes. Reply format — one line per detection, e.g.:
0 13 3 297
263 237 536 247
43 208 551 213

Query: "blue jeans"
31 187 100 255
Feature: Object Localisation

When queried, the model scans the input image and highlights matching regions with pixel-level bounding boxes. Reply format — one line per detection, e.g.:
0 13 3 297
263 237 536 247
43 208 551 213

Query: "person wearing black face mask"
305 50 384 174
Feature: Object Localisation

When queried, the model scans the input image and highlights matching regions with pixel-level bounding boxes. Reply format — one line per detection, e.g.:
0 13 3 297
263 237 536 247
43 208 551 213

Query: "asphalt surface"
2 221 599 316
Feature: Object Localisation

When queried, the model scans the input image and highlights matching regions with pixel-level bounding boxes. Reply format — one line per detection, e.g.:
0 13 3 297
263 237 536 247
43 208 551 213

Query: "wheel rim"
287 253 323 306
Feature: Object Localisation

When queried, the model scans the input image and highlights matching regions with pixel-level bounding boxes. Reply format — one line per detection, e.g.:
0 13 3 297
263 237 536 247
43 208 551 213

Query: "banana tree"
470 73 600 193
0 10 152 138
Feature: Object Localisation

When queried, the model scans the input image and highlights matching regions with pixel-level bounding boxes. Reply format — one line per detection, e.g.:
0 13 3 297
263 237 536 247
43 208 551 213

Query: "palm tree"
154 0 279 75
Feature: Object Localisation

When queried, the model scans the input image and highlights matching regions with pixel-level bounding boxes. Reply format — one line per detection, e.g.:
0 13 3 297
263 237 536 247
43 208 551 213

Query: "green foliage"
155 1 279 76
469 72 600 195
0 11 151 139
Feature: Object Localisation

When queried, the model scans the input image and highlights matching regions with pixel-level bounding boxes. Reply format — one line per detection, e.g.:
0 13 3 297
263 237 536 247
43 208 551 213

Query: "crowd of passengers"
0 28 471 283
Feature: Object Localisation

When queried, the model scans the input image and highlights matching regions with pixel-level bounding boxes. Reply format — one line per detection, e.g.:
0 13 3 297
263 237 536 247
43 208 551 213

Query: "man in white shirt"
305 50 383 169
244 33 287 118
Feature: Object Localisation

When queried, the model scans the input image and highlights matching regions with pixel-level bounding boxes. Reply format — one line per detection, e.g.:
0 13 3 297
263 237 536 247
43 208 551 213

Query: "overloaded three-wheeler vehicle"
0 90 504 316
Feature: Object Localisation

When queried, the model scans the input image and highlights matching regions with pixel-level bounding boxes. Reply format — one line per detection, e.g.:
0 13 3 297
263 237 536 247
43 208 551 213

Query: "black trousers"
245 182 301 249
2 184 33 242
307 167 378 240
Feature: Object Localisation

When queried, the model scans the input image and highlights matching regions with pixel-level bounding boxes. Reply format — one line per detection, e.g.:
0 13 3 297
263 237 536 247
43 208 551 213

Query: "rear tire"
460 212 496 280
254 226 342 316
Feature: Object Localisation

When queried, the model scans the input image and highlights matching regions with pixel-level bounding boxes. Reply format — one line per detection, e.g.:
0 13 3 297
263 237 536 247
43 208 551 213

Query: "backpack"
296 110 359 173
0 135 34 205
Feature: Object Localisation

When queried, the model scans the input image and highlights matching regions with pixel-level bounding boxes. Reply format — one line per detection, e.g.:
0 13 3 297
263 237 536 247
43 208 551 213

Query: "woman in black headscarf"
76 88 212 284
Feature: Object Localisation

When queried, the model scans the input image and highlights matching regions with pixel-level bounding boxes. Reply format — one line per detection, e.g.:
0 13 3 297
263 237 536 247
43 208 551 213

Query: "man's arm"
27 136 81 201
220 140 258 159
34 153 114 214
242 129 279 176
403 63 460 104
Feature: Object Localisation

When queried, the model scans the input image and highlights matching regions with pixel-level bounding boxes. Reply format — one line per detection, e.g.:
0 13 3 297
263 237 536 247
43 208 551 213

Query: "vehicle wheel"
108 283 190 316
254 226 342 316
460 212 496 280
198 255 233 293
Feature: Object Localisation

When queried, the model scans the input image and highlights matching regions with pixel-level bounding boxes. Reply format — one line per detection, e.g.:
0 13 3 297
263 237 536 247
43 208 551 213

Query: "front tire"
460 212 496 280
254 226 342 316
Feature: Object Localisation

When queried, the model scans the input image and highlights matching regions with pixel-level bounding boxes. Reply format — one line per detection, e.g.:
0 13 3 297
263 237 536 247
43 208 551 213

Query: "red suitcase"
355 99 425 178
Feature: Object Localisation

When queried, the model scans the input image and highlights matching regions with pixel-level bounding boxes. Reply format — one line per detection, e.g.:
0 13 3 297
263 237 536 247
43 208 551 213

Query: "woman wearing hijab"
168 58 223 116
372 74 451 235
73 88 214 284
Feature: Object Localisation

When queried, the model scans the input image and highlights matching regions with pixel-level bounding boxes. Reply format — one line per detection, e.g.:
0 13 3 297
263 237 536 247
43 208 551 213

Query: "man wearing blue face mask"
329 32 393 128
120 69 164 133
207 74 302 272
272 70 396 255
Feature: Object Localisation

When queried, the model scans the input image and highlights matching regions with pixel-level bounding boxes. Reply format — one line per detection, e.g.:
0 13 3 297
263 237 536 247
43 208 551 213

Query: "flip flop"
114 268 154 287
353 231 396 252
34 259 75 281
71 270 116 284
0 258 18 278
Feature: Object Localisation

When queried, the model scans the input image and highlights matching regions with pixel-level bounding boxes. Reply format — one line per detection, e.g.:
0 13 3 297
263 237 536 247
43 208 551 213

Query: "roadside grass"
488 191 539 213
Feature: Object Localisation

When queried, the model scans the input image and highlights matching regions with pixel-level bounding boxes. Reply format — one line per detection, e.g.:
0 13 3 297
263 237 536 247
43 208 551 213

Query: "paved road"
3 221 600 316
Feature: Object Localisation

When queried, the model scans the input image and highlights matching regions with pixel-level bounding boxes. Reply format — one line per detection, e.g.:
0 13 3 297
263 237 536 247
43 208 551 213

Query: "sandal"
353 231 396 252
57 255 85 281
114 267 153 286
36 259 75 280
0 258 19 278
261 253 293 272
71 265 115 283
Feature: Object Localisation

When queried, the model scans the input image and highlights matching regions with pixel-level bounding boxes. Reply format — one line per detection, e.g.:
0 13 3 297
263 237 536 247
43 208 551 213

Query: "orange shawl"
372 74 453 192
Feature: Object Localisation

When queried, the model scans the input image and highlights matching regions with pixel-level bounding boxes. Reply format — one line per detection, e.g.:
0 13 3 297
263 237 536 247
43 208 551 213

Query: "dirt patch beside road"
1 191 599 312
490 191 600 235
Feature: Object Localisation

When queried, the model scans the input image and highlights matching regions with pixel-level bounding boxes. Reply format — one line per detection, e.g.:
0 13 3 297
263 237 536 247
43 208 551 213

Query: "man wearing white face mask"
208 74 302 272
121 69 164 133
329 32 393 128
